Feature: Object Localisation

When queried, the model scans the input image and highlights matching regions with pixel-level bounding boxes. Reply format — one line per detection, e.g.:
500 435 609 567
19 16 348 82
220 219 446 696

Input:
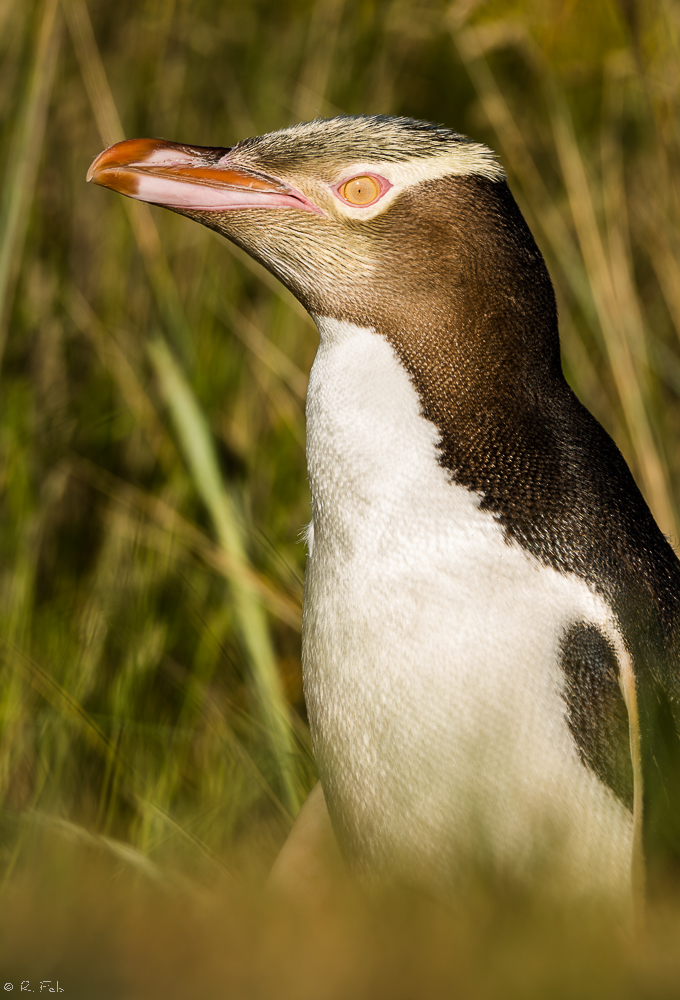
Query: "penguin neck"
305 314 494 558
381 303 571 504
306 268 568 532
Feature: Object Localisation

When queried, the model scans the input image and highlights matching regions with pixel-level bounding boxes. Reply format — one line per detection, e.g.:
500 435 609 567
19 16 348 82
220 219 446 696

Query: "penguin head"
87 114 557 371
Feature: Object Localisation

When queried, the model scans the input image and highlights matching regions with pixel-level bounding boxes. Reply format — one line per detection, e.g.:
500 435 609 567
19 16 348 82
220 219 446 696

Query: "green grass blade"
63 0 195 364
0 0 60 372
146 335 300 815
549 91 676 538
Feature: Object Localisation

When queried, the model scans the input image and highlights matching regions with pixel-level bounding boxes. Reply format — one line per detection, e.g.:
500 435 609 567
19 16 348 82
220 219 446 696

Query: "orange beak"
87 138 322 214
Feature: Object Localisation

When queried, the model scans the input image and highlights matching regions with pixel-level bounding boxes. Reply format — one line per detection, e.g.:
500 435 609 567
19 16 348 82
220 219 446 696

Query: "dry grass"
3 833 680 1000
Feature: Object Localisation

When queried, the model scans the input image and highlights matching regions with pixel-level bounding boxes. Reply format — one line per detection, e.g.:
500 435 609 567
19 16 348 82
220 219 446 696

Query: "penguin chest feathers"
302 315 634 896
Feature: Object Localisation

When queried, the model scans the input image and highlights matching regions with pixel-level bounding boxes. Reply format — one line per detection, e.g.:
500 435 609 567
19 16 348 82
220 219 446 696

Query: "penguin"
87 115 680 904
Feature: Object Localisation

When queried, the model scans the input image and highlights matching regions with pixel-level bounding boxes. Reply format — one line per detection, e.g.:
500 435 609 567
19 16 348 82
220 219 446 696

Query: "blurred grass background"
2 0 680 994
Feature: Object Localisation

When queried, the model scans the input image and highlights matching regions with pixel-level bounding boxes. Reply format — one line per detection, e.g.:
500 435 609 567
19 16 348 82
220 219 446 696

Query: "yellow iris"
340 175 380 205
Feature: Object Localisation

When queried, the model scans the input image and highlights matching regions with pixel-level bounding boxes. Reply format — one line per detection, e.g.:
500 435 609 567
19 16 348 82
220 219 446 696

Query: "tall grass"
1 0 680 992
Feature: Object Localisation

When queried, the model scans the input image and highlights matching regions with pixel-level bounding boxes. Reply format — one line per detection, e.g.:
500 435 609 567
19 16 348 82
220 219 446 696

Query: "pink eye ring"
333 172 391 207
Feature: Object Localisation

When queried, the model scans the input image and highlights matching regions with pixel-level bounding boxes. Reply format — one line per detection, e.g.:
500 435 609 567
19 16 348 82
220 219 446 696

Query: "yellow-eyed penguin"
87 116 680 904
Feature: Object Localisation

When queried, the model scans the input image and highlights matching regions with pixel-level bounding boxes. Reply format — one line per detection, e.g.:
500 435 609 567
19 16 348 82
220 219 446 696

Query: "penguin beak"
86 138 322 215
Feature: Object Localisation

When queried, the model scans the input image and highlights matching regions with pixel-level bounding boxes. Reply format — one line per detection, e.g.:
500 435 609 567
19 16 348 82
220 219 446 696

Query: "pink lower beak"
87 138 322 214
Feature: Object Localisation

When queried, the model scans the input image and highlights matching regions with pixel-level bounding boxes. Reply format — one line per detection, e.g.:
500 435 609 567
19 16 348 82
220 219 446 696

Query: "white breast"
302 316 634 900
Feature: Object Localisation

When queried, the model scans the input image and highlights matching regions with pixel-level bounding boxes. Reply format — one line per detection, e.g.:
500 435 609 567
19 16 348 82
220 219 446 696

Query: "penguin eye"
336 174 387 207
340 176 379 204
